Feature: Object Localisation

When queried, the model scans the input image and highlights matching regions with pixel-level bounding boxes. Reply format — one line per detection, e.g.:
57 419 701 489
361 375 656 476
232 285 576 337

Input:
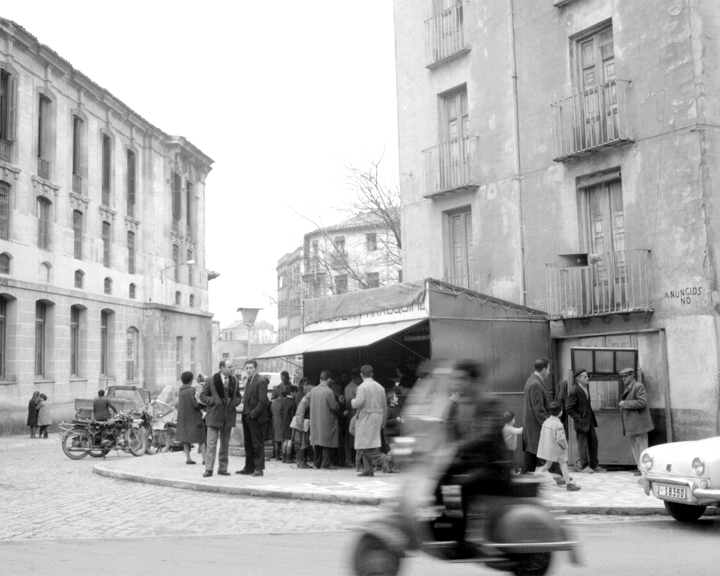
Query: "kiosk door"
567 347 637 466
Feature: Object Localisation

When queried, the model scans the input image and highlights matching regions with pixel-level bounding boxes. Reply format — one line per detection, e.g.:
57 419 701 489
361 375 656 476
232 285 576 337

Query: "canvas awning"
256 319 426 359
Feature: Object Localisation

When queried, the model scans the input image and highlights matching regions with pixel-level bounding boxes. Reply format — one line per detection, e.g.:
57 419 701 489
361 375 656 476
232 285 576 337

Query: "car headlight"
641 453 653 471
692 457 705 476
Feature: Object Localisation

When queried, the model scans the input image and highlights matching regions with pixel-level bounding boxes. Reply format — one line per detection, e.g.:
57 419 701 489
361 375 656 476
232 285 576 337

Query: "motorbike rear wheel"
61 428 91 460
125 427 146 457
510 552 553 576
351 534 401 576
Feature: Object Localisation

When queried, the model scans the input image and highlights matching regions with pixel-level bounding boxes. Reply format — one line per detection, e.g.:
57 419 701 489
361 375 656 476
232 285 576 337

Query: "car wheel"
351 534 401 576
664 501 707 522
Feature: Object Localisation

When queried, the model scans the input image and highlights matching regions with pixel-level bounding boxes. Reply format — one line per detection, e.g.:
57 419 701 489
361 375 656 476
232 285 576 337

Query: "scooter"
349 363 581 576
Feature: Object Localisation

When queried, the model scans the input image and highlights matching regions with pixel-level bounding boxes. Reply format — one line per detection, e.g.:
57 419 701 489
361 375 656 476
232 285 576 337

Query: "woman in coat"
27 391 40 438
176 371 206 465
36 394 52 438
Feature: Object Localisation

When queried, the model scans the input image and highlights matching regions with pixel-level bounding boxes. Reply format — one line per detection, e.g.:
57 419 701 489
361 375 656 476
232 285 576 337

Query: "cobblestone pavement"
0 435 378 541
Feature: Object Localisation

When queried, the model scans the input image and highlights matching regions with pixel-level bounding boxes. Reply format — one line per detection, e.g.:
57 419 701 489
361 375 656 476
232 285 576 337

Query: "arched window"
129 283 136 299
189 294 195 308
126 327 138 381
104 277 112 295
35 301 48 377
74 269 84 289
70 304 82 377
41 262 51 283
0 252 10 275
175 291 181 305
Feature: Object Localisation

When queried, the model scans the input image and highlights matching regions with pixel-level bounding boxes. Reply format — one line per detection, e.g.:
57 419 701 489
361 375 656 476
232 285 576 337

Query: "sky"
3 0 399 328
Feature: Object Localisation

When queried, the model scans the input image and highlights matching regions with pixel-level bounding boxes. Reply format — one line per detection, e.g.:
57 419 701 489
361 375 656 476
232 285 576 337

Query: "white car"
641 436 720 522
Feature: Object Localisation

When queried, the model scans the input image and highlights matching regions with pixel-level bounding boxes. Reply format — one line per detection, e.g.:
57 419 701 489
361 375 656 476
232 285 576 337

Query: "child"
535 402 581 491
502 411 522 473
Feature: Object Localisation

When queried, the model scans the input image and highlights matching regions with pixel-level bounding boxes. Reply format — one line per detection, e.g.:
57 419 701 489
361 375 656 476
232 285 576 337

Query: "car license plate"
654 483 689 501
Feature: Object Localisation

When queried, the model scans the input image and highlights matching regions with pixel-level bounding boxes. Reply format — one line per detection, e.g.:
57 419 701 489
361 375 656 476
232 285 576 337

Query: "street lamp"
160 260 195 283
237 306 263 363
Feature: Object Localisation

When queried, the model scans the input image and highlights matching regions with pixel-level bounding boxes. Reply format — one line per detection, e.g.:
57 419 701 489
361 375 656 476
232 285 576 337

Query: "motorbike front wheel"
125 427 146 457
146 430 170 454
511 552 553 576
351 534 401 576
61 428 91 460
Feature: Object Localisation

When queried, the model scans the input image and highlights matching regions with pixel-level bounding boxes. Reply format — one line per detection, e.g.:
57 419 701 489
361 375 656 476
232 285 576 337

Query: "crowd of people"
174 360 417 478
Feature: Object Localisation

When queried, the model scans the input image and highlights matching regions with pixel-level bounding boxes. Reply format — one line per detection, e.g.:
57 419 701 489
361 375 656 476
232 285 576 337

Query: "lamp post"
237 307 262 364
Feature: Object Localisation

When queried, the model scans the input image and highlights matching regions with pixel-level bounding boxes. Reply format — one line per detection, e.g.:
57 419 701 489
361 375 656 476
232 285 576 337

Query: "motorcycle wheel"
147 430 170 454
510 552 553 576
125 427 146 457
88 448 111 458
351 534 401 576
141 425 154 455
61 428 91 460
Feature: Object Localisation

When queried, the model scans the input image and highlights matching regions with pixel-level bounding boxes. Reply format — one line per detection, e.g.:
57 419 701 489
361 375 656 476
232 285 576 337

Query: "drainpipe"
507 0 526 306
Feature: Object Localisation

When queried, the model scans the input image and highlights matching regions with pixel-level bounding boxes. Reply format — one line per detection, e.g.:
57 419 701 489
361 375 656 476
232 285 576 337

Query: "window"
335 275 348 294
126 328 138 381
427 0 466 65
365 273 379 289
190 337 196 374
127 149 136 217
102 221 111 267
222 352 229 359
175 291 181 305
187 250 193 286
74 269 84 289
72 115 83 192
100 310 112 376
334 236 346 255
129 283 136 299
37 94 52 179
0 252 9 275
176 336 183 381
366 233 377 252
172 172 182 225
189 294 195 308
127 231 135 274
0 69 17 162
41 262 51 283
186 181 193 236
0 180 9 239
35 301 47 377
73 210 83 259
70 305 81 377
445 207 473 283
37 197 51 250
102 134 111 206
104 277 112 295
0 296 5 379
173 244 180 282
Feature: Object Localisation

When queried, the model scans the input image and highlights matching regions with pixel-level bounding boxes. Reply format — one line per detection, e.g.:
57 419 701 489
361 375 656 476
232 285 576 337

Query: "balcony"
551 80 633 162
545 249 652 320
0 139 11 162
72 174 82 193
423 136 479 198
425 1 469 68
37 157 50 180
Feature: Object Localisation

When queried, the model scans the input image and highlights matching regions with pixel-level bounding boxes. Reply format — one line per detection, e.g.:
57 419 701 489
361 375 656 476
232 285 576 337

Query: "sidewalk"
93 448 684 515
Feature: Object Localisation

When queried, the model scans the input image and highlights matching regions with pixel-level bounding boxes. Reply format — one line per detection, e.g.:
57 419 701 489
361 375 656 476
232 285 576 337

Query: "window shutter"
6 75 16 141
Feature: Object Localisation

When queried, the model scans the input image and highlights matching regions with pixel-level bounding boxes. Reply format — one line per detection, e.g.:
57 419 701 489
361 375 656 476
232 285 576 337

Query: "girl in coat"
535 402 580 491
36 393 52 438
176 371 206 465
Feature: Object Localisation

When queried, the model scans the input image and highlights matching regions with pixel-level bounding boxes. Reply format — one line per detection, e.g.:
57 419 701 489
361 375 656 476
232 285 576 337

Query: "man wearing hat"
618 368 654 476
566 369 606 473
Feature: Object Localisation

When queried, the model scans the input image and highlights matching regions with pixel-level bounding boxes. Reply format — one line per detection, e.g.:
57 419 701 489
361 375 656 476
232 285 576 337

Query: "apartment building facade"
393 0 720 449
0 19 213 428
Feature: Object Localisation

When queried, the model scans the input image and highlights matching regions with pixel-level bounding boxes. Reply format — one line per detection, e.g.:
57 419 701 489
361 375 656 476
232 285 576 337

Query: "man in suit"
237 359 269 477
200 360 241 478
521 359 551 474
566 369 606 474
618 367 654 478
309 370 340 470
352 365 388 477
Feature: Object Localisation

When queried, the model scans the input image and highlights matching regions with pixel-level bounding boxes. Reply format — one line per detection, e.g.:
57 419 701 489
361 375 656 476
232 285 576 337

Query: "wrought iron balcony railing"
423 135 479 198
37 157 50 180
425 1 469 67
545 249 652 319
551 79 633 161
0 139 11 162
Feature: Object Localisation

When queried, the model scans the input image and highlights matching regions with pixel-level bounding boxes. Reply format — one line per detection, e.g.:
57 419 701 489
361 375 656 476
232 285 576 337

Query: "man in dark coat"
237 359 269 477
521 359 551 474
200 360 241 478
566 369 606 473
310 370 339 470
92 389 118 421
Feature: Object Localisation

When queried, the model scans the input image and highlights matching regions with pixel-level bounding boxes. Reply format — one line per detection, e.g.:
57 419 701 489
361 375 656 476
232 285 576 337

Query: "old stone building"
0 19 213 429
393 0 720 455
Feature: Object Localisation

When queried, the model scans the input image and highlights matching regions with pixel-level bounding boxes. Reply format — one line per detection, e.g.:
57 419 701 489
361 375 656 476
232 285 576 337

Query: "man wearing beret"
618 367 654 477
566 369 606 473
